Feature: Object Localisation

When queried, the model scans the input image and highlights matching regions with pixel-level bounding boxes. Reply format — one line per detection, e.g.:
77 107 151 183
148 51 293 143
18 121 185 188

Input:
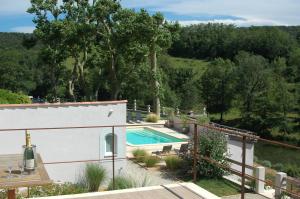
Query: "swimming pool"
126 128 184 145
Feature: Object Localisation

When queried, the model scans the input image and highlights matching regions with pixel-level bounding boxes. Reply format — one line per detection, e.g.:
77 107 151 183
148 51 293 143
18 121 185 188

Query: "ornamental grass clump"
132 149 148 162
164 156 183 171
144 155 160 167
107 176 136 190
84 163 106 192
146 113 159 123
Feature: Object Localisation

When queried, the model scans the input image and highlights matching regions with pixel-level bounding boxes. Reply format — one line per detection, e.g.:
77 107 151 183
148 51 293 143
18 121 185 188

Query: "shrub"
196 129 228 178
145 113 159 123
144 156 160 167
132 149 148 162
261 160 272 168
284 164 300 178
0 89 31 104
165 156 183 171
198 115 210 125
83 163 106 192
272 163 284 171
107 176 136 190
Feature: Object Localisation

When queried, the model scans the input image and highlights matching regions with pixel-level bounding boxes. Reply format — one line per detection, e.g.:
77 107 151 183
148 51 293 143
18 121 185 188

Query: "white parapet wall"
0 101 127 183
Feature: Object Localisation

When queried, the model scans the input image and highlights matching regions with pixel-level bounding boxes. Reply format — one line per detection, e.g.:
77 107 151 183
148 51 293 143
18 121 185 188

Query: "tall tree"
62 0 96 101
235 51 270 119
93 0 147 100
137 10 178 116
28 0 68 101
200 58 235 121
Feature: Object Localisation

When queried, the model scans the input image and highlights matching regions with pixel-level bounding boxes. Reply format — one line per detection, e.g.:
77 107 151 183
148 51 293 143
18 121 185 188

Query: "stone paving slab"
222 193 270 199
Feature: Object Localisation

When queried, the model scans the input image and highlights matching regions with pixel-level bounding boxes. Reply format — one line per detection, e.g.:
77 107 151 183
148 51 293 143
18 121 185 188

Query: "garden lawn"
195 178 241 197
255 142 300 166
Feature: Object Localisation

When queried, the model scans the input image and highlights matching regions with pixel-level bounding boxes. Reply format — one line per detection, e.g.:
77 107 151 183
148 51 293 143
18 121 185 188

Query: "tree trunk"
149 43 160 117
68 61 78 102
109 54 120 100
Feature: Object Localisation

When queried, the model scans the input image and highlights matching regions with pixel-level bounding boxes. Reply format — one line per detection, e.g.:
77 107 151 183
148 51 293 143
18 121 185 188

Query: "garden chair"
174 143 189 158
152 145 172 157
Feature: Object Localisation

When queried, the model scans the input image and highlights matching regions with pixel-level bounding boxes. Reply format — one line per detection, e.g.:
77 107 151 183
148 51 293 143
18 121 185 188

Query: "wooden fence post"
193 123 198 182
241 136 246 199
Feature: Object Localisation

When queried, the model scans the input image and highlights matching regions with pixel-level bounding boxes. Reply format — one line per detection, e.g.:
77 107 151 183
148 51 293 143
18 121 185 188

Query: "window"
105 133 117 157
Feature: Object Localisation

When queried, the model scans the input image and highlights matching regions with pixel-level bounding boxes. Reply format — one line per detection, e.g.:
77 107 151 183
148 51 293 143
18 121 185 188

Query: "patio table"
0 154 52 199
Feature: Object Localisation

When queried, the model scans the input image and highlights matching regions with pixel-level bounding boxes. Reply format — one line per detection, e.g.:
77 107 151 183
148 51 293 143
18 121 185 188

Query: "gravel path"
122 160 180 186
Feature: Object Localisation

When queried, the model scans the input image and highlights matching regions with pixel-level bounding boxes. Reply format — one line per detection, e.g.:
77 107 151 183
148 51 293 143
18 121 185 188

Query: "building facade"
0 101 127 183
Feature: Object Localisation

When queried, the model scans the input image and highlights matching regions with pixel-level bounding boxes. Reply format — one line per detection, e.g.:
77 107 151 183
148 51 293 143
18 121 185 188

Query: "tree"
28 0 68 101
136 10 179 116
93 0 148 100
62 0 97 101
235 52 270 119
200 58 235 121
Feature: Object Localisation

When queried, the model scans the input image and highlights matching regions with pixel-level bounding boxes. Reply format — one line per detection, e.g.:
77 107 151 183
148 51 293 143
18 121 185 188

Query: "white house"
0 101 127 183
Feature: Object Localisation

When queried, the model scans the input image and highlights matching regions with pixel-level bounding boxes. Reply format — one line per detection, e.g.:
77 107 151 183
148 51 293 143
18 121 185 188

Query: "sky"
0 0 300 33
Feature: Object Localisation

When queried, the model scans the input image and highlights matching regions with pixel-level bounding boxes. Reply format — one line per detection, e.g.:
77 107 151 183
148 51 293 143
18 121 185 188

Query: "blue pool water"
126 128 183 145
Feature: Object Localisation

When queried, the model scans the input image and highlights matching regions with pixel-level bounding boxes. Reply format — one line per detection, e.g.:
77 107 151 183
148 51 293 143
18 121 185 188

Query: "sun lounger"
174 143 189 158
152 145 172 157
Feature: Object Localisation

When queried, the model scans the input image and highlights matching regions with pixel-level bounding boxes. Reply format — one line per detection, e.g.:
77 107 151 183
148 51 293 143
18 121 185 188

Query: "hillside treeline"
0 7 299 137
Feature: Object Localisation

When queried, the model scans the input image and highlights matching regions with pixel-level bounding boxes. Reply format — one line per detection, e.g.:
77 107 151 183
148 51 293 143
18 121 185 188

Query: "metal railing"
0 121 299 199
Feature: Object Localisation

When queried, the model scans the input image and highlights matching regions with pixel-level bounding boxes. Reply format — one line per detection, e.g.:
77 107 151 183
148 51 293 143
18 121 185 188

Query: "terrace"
0 101 299 199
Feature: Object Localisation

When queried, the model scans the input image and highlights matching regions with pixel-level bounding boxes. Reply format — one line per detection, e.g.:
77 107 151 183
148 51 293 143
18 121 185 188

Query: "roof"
0 100 128 109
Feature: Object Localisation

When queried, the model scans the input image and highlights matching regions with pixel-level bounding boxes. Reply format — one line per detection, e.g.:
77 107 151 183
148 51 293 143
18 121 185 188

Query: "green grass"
255 142 300 166
166 56 209 71
196 178 241 197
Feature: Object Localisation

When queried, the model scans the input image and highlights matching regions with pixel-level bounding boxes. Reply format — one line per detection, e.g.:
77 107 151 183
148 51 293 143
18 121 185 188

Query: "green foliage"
198 115 210 125
200 58 235 121
107 176 136 190
0 89 31 104
261 160 272 168
145 113 159 123
284 164 300 177
143 156 160 167
132 149 148 163
27 183 87 197
272 163 284 171
83 163 106 192
170 24 297 60
164 156 183 170
197 129 228 178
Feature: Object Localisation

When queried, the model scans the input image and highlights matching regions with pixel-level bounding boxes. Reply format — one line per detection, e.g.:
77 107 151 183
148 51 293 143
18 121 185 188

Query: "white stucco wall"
0 101 127 183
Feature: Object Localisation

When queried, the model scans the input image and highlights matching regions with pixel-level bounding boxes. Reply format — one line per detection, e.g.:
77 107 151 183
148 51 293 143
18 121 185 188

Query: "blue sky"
1 0 300 33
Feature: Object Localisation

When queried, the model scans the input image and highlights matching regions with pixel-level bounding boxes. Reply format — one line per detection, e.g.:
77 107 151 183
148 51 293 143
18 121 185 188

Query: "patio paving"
222 193 270 199
32 183 221 199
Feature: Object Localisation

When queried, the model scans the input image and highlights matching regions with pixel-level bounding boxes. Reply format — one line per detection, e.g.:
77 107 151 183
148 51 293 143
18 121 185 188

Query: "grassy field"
196 178 241 196
254 142 300 166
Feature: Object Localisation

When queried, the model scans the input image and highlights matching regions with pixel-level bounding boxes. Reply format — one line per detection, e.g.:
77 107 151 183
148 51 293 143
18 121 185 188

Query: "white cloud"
11 26 35 33
124 0 300 26
0 0 30 15
177 18 286 27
